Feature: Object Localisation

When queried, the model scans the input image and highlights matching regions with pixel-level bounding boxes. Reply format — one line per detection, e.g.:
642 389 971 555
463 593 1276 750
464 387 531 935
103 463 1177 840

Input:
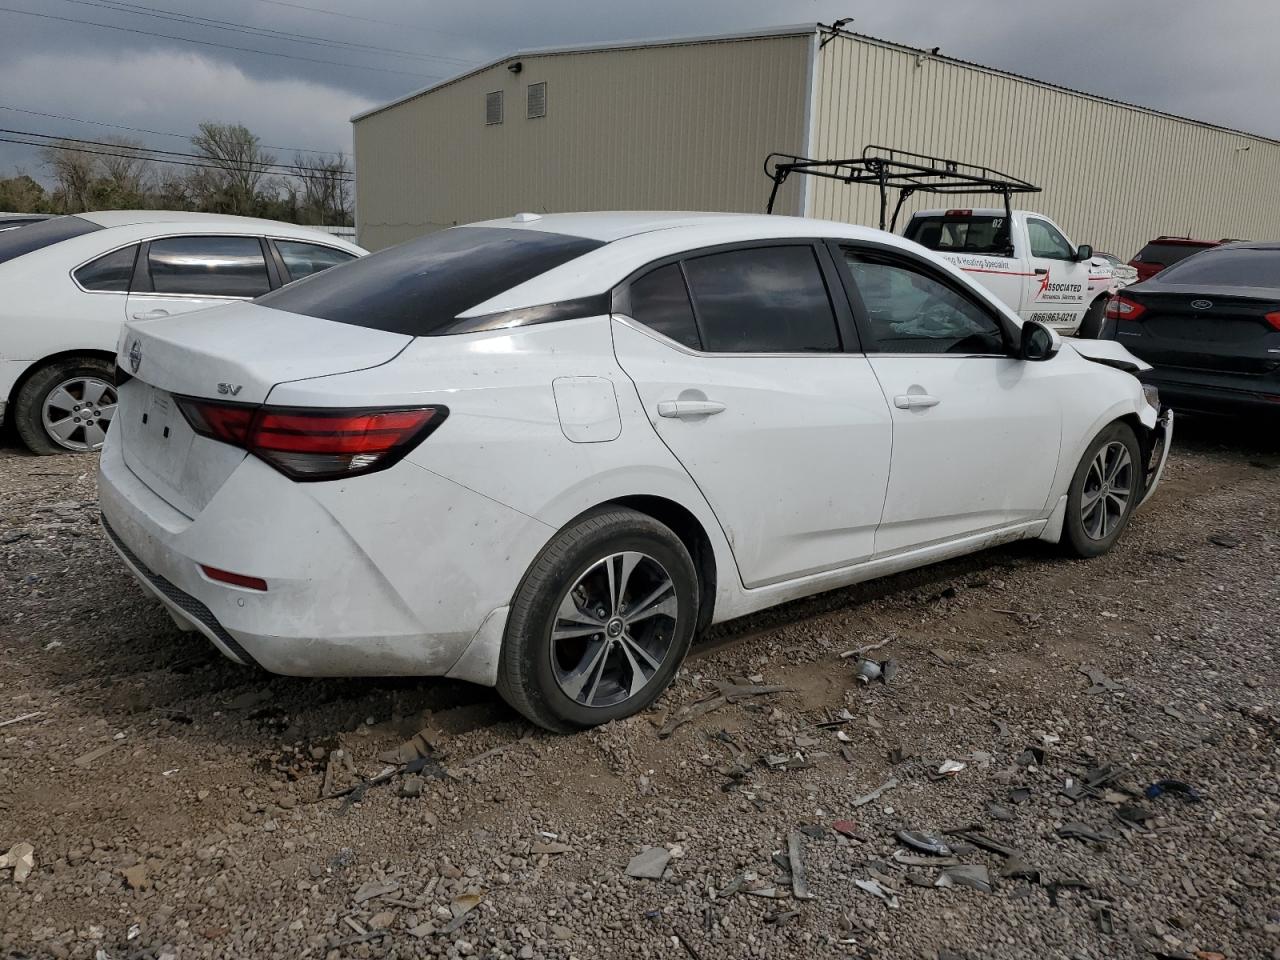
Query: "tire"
1061 422 1142 558
14 356 118 455
1077 297 1108 339
497 507 700 733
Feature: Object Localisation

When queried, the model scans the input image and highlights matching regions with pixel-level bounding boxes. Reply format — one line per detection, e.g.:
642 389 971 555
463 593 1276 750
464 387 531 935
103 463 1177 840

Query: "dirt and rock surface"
1 419 1278 960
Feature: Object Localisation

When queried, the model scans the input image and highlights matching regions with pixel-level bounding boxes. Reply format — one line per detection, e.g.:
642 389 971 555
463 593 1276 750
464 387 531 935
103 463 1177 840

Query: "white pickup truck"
903 207 1115 337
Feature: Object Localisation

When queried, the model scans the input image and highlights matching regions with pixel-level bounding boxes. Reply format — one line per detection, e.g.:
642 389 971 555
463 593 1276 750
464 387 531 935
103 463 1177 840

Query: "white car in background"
1093 251 1139 288
0 211 364 454
99 212 1171 733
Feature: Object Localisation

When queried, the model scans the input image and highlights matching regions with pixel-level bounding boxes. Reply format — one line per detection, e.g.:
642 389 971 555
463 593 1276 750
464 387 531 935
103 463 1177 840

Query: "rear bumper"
1140 369 1280 416
97 430 550 682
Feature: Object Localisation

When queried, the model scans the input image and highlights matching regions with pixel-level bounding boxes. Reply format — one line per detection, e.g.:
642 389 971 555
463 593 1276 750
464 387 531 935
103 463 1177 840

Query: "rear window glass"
1133 242 1214 266
257 227 604 335
1154 247 1280 287
0 215 101 265
905 216 1008 255
74 244 139 292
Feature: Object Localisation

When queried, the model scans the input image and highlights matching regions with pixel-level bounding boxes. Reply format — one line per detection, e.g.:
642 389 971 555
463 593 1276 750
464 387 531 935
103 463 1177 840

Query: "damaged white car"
99 212 1172 732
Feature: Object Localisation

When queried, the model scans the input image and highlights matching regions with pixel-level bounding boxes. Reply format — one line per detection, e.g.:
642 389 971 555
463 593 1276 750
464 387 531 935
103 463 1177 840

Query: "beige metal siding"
355 35 811 250
810 35 1280 258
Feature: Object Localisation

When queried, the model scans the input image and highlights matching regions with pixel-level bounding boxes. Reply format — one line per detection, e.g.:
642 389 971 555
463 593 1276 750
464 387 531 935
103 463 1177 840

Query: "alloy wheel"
549 551 679 709
1080 440 1133 540
41 376 117 452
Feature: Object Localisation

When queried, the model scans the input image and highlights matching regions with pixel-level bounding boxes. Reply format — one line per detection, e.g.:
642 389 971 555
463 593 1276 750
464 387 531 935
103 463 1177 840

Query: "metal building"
352 23 1280 256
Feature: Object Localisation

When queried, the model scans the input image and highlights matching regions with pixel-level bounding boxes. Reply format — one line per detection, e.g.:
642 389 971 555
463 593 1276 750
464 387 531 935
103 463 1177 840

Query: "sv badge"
217 383 243 396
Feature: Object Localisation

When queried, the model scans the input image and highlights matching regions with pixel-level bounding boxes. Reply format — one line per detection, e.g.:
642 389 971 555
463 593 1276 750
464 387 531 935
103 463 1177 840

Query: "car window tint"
905 215 1009 255
1027 219 1075 260
0 215 101 265
1133 241 1212 266
74 244 138 292
257 226 604 335
148 236 270 297
681 246 840 353
844 250 1006 355
275 240 357 282
1154 246 1280 287
628 263 701 349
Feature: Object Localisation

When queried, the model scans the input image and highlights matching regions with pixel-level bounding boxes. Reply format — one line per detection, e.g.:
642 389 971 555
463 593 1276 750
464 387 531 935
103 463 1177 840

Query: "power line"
247 0 474 42
0 6 442 79
1 128 354 180
55 0 477 67
0 104 345 156
0 135 353 182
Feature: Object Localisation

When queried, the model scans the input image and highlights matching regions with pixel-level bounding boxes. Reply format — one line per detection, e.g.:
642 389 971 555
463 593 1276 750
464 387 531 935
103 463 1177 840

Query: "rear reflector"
1265 311 1280 331
200 564 268 591
176 398 447 481
1105 295 1147 322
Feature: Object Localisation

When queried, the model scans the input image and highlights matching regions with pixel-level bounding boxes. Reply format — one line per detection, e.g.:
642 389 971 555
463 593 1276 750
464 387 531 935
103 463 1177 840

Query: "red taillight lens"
176 399 447 481
1264 311 1280 331
1105 295 1147 322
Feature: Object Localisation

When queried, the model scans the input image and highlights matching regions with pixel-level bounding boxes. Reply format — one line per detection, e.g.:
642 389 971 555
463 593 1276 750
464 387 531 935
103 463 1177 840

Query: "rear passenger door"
125 235 274 323
610 242 893 589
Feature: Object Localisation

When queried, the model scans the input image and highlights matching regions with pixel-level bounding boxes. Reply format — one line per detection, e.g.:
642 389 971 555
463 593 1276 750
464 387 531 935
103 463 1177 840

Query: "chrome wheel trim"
41 376 117 452
549 551 678 709
1080 440 1133 540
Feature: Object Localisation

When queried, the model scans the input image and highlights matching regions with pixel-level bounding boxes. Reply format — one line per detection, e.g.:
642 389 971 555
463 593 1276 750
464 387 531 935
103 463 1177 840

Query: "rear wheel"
497 507 699 733
1078 296 1108 339
1061 422 1142 557
14 356 117 455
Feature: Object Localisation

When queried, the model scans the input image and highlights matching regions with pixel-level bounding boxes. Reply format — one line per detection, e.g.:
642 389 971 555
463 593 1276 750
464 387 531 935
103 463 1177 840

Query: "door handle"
132 309 170 320
1033 268 1048 276
893 394 940 410
657 399 726 419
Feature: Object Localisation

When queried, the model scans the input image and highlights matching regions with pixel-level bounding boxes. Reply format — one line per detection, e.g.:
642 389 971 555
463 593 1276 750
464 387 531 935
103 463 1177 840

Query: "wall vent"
527 82 547 119
485 90 503 125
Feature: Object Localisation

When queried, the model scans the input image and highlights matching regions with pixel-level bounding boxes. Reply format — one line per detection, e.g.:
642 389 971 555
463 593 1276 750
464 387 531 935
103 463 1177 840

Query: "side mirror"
1020 320 1061 361
1076 243 1093 261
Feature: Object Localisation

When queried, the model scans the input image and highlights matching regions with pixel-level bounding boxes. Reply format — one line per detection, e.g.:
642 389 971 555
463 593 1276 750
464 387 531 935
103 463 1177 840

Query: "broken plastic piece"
1145 780 1203 802
896 831 953 857
935 865 991 894
852 778 898 807
854 877 900 908
1056 822 1120 844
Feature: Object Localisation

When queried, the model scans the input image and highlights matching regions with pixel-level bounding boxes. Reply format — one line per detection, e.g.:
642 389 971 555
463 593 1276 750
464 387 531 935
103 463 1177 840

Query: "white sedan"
99 212 1172 732
0 211 364 454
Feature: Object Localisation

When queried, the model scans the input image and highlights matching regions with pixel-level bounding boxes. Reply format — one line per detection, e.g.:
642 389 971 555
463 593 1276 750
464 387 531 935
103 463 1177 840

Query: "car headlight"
1142 384 1160 410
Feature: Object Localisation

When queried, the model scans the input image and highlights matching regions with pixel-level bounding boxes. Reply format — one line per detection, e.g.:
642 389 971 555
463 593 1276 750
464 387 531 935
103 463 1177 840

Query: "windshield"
257 226 604 335
0 215 102 265
1155 246 1280 288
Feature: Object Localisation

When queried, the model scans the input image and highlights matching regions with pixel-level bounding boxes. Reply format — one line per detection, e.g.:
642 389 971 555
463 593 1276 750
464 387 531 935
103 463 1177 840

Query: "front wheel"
497 508 699 733
1061 422 1142 558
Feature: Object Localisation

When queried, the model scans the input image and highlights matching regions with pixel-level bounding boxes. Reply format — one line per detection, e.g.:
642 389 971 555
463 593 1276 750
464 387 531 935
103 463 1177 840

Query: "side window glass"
1027 219 1075 260
844 249 1006 355
628 263 701 349
682 246 840 353
147 236 270 297
74 244 138 292
275 240 356 282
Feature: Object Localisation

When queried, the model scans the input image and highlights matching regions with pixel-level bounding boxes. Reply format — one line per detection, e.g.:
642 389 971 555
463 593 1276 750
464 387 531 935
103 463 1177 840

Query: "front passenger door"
1024 217 1091 330
126 235 273 323
838 244 1063 554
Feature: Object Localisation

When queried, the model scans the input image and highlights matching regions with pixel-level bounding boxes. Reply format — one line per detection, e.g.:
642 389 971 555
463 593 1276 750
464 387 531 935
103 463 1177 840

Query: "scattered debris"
1009 786 1033 804
1056 822 1120 844
1145 780 1204 803
531 841 572 855
0 711 43 728
398 776 424 798
897 831 953 857
1080 665 1122 694
854 878 900 908
717 681 789 703
1046 879 1091 907
840 636 894 659
73 743 116 768
1094 904 1114 935
1015 746 1045 767
1000 855 1041 884
442 892 486 934
935 865 991 894
852 778 898 808
787 831 814 900
935 760 966 778
625 847 672 880
832 820 864 841
353 880 400 904
378 725 444 765
321 749 359 798
122 864 150 890
855 659 882 685
1208 534 1241 549
0 842 34 883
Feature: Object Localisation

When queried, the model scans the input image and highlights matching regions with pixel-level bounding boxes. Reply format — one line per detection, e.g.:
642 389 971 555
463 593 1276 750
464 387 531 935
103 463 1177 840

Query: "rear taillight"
1105 295 1147 322
175 399 447 481
1265 311 1280 331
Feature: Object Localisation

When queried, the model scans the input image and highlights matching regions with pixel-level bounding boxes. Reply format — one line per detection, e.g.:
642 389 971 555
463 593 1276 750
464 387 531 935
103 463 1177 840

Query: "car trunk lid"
1123 287 1280 375
115 303 411 517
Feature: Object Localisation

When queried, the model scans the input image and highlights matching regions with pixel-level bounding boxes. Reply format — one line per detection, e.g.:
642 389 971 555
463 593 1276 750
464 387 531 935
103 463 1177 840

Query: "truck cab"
904 208 1108 336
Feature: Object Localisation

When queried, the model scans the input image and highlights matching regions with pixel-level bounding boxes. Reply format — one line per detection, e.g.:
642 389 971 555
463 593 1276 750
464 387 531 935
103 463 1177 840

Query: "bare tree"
96 137 152 208
190 122 275 215
41 141 97 213
290 152 352 225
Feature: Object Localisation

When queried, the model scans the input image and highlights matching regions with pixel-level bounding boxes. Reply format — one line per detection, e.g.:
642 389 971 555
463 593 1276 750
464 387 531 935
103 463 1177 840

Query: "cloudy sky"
1 0 1277 183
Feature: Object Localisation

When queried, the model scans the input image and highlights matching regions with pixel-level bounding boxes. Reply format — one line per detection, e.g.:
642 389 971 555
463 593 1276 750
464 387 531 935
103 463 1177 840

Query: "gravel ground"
1 418 1278 960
